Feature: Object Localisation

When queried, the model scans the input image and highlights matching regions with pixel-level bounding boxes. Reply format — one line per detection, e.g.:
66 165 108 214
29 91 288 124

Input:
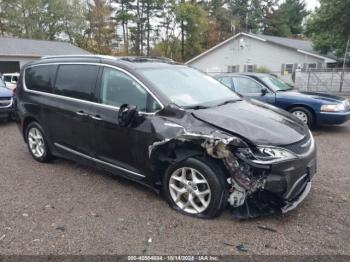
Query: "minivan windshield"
260 75 292 91
138 66 240 108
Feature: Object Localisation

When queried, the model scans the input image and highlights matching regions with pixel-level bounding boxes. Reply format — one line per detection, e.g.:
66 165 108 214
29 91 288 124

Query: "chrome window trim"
0 97 13 108
54 142 145 178
23 62 164 115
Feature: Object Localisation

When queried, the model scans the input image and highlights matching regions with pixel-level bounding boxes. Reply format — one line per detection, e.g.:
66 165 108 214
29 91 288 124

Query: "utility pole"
340 38 350 92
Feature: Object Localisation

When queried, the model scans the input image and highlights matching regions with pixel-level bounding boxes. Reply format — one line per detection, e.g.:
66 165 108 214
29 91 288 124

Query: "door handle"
76 111 88 116
90 115 102 121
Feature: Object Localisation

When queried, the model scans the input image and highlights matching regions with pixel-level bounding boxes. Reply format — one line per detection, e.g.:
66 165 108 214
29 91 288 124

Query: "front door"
47 64 99 156
232 76 276 105
89 66 162 179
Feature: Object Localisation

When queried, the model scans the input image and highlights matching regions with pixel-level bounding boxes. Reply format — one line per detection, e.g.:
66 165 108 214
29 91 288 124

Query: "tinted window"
100 67 160 112
233 77 263 94
55 65 99 101
25 65 57 93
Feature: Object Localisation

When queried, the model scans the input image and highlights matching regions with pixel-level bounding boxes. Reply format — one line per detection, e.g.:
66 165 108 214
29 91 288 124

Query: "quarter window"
100 67 160 112
218 77 233 89
233 77 264 94
25 65 57 93
54 64 99 101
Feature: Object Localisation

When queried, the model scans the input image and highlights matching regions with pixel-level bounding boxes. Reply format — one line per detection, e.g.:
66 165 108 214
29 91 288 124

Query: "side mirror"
261 88 268 96
118 104 138 127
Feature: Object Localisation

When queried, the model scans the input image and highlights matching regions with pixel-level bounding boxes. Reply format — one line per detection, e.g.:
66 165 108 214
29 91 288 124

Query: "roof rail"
40 54 115 60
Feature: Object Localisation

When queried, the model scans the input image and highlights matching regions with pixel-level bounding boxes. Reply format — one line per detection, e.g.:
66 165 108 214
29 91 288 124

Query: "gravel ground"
0 121 349 255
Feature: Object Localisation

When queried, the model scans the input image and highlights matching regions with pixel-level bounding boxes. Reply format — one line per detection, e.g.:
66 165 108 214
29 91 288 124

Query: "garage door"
0 61 20 74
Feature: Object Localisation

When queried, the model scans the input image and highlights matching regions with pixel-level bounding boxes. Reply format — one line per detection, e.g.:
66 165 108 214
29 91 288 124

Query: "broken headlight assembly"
237 146 298 165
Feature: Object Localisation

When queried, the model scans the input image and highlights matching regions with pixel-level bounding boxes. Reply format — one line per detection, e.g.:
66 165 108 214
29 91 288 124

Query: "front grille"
280 132 311 155
0 97 12 108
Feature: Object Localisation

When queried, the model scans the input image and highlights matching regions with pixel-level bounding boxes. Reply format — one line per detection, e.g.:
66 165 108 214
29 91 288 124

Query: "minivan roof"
26 55 180 70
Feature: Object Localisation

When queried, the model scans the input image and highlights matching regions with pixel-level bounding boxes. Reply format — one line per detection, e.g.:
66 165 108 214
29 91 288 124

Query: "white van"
2 73 19 90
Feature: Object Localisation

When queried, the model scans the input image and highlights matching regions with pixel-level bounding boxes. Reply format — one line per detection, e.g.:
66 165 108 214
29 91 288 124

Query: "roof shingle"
0 37 90 57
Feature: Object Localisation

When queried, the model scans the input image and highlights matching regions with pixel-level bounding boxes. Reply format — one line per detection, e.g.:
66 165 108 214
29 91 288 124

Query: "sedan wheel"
292 110 309 124
169 167 211 214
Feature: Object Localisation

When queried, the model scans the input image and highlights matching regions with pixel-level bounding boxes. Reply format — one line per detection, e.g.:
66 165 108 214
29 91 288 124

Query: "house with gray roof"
186 32 337 79
0 37 90 73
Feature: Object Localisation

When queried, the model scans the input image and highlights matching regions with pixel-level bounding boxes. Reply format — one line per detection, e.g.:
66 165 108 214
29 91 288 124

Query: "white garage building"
186 32 337 77
0 37 90 74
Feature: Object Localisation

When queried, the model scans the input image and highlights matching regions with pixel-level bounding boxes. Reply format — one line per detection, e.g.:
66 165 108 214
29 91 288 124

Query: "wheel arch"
286 104 317 121
151 141 228 188
22 116 40 142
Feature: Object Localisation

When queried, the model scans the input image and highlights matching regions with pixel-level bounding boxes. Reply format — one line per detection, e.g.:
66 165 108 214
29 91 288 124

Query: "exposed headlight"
321 103 345 112
237 146 297 165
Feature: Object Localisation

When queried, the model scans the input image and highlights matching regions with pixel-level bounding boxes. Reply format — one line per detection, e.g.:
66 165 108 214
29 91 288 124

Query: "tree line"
0 0 349 62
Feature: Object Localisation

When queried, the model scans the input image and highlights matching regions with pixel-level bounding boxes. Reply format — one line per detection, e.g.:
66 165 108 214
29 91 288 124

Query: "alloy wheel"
169 167 211 214
28 127 46 158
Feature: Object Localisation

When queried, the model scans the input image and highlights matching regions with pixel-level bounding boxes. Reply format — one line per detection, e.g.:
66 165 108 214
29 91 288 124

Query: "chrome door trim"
54 142 145 178
22 62 164 115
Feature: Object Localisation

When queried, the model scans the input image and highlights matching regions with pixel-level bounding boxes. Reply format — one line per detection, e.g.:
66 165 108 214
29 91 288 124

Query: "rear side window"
54 64 99 101
25 65 57 93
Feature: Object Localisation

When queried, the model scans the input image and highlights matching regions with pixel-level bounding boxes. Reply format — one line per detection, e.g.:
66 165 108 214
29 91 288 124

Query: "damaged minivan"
15 56 316 219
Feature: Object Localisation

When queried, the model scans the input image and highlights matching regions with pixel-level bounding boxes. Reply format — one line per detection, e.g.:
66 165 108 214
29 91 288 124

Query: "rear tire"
289 106 314 127
162 157 227 218
25 122 53 163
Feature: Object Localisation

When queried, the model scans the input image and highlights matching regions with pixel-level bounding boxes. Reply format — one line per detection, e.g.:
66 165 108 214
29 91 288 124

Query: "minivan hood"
193 100 308 146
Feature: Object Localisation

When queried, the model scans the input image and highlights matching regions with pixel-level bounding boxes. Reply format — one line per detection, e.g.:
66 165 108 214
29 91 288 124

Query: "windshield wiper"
216 99 241 107
184 105 210 110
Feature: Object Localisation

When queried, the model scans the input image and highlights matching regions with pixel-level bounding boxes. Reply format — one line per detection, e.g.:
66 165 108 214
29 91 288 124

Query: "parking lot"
0 121 349 255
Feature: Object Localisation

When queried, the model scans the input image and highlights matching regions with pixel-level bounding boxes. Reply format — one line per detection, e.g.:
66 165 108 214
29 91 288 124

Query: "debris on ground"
22 213 29 217
236 243 248 252
55 226 65 232
0 235 5 241
257 225 277 233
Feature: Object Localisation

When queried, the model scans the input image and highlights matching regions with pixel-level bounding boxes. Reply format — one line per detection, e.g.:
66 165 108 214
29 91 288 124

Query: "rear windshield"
138 66 240 108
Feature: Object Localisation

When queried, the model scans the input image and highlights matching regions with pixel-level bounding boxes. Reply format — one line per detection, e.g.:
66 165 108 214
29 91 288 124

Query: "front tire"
289 106 314 127
163 157 227 218
26 122 52 163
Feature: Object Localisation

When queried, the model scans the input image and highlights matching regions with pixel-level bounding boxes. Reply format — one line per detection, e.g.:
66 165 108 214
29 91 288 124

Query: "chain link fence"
295 68 350 94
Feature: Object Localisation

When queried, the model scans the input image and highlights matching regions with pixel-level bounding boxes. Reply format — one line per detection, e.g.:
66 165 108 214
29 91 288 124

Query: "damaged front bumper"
230 133 317 219
281 181 311 214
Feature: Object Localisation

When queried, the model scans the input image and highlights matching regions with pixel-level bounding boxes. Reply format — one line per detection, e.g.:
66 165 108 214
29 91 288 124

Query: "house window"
244 64 256 73
308 63 317 70
247 65 254 72
227 65 239 73
285 64 294 74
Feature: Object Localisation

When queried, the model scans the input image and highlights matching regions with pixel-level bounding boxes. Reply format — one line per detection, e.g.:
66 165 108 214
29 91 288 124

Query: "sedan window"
233 77 264 94
218 76 233 89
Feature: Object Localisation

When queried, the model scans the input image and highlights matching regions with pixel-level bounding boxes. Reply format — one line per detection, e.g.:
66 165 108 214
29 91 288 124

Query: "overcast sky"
305 0 319 11
279 0 319 11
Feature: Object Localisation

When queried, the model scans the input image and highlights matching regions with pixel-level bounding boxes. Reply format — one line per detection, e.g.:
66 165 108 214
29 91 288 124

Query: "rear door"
47 64 99 156
232 76 276 104
89 66 162 179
